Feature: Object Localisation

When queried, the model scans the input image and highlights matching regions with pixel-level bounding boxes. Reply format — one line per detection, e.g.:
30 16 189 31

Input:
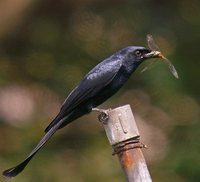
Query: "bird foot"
92 108 111 124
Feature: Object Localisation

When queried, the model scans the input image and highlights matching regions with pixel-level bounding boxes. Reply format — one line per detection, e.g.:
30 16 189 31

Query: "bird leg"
92 108 111 124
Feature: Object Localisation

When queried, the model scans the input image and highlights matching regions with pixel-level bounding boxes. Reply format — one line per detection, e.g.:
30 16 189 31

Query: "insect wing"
147 34 160 51
162 57 179 79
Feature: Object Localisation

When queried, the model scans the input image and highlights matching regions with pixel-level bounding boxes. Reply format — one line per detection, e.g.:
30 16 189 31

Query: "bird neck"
123 61 142 74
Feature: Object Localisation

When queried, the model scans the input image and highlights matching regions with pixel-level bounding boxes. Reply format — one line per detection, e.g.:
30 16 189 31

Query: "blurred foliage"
0 0 199 181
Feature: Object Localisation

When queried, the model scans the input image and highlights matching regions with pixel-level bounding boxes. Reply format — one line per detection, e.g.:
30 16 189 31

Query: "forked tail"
3 116 68 178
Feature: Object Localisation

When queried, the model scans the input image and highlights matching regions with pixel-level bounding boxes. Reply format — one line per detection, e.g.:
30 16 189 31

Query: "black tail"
3 156 34 179
3 115 68 178
45 110 78 133
44 115 59 133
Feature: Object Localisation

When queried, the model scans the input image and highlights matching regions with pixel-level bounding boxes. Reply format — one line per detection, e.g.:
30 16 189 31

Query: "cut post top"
102 104 139 145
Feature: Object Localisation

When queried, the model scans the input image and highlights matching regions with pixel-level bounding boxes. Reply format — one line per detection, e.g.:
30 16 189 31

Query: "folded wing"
45 58 122 132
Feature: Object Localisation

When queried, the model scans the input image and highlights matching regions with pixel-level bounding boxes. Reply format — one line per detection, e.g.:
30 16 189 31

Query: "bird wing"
62 60 122 111
45 58 122 132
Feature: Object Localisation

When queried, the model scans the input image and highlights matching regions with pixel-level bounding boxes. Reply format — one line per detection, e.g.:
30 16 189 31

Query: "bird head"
120 46 162 63
119 46 179 78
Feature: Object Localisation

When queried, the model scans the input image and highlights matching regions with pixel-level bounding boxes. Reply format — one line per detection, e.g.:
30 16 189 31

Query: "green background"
0 0 199 181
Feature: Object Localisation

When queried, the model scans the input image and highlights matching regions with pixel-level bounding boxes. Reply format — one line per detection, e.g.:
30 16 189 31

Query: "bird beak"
144 50 164 59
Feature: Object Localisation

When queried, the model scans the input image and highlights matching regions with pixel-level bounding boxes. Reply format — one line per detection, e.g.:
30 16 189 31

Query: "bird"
3 46 162 178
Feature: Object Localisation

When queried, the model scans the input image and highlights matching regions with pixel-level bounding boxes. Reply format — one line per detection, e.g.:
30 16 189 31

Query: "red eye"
135 50 142 57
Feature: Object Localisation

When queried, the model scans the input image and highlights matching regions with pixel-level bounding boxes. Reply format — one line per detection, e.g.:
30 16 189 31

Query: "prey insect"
142 34 179 79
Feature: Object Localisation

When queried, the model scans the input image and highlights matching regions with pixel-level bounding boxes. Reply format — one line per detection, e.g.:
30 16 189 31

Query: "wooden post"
99 104 152 182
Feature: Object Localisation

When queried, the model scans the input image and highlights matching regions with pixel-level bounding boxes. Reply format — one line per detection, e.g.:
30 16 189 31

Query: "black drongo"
3 46 163 178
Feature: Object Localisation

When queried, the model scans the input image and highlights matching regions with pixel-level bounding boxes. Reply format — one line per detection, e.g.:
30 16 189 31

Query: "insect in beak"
144 50 162 58
142 34 179 79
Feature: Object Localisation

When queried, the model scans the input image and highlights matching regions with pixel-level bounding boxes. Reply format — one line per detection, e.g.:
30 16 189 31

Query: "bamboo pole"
98 104 152 182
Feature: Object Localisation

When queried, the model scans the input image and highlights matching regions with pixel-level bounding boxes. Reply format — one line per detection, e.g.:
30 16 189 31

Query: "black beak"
144 50 163 59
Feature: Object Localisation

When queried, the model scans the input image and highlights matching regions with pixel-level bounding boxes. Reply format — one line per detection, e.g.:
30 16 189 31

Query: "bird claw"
98 112 109 124
92 108 111 124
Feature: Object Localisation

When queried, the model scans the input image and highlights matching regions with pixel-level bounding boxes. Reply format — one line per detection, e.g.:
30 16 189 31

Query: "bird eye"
135 50 142 57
